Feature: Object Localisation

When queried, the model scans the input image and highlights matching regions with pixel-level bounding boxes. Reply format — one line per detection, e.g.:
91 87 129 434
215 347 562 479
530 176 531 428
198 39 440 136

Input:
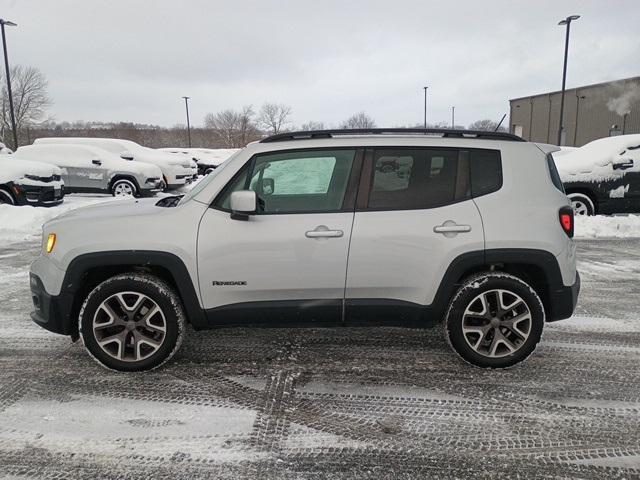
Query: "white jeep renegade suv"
29 129 580 371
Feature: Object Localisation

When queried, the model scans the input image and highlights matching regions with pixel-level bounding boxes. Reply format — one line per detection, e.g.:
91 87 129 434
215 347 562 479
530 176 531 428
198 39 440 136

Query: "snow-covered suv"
29 129 580 371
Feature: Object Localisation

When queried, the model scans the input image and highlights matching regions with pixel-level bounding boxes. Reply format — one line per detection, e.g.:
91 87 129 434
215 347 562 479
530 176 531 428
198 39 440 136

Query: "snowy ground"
1 198 639 478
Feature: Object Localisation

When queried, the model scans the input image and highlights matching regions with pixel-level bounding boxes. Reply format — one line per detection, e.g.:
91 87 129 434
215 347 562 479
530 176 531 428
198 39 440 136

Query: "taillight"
559 206 574 238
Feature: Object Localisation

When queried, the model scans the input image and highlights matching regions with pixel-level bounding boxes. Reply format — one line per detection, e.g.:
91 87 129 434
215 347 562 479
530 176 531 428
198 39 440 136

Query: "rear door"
197 148 362 325
344 147 486 325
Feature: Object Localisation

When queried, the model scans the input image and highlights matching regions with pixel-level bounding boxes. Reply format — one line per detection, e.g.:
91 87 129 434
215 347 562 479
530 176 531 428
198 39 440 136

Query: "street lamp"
422 86 428 129
557 14 580 146
0 19 18 150
182 96 191 148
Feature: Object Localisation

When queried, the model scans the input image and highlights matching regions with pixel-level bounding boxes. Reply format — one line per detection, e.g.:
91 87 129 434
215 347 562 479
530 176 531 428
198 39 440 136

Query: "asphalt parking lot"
0 239 639 479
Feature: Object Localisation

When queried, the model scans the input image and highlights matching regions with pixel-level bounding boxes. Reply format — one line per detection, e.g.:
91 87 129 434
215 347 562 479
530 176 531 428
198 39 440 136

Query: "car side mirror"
229 190 257 220
613 158 634 170
120 151 134 160
92 159 102 166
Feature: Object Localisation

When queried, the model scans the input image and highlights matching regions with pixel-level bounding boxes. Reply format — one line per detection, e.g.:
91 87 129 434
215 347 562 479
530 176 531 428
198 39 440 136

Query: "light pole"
451 106 455 128
557 14 580 146
422 86 428 129
0 19 18 150
182 96 191 148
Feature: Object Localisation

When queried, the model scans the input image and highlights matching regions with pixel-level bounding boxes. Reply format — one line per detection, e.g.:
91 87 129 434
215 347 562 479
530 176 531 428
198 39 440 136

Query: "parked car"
554 134 640 215
15 144 164 197
159 147 240 175
0 156 64 206
34 137 196 190
29 128 579 372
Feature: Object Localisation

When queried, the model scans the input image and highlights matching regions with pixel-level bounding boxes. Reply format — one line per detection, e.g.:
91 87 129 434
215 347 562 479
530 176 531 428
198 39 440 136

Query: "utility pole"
0 19 18 150
182 96 191 148
557 15 580 145
451 106 455 128
423 86 428 129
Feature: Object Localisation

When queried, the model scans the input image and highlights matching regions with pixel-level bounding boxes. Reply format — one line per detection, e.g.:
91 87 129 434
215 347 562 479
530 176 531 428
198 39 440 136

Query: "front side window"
215 149 356 214
368 148 468 210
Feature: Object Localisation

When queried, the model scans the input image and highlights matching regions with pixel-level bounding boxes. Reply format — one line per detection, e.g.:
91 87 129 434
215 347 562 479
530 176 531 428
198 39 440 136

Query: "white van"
34 137 196 190
15 144 164 197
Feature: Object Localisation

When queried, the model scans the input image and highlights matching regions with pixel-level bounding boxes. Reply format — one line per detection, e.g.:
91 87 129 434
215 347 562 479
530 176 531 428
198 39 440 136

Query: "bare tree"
1 65 52 146
341 112 376 129
300 121 325 131
468 119 506 132
258 102 292 135
204 105 260 147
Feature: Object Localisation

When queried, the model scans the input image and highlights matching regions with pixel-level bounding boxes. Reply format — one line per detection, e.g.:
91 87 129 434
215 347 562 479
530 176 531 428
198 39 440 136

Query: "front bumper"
14 182 65 206
30 273 74 336
547 271 580 322
139 179 165 197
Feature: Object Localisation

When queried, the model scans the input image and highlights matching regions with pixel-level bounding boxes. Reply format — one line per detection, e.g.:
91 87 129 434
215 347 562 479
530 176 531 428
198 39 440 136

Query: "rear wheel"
445 272 544 368
111 178 138 197
0 187 15 205
567 192 595 216
79 273 185 372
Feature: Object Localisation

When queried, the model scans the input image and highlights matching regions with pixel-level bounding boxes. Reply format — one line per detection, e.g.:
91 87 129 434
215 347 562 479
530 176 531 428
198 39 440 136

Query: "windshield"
179 149 243 204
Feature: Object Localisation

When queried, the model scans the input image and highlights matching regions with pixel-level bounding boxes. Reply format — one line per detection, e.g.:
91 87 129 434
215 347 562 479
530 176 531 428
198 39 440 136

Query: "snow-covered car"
554 134 640 215
15 144 164 197
0 156 64 206
34 138 196 190
159 148 239 175
0 141 14 155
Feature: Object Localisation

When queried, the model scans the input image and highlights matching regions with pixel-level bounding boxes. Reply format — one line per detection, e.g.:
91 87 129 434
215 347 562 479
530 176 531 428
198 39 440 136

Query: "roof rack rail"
260 128 525 143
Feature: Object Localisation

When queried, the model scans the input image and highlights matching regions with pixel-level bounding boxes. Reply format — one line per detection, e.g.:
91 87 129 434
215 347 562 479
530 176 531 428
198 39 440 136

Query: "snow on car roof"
554 134 640 183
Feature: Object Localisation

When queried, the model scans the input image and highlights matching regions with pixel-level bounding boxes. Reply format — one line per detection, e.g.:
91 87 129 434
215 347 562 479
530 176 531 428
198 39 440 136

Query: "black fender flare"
59 250 206 334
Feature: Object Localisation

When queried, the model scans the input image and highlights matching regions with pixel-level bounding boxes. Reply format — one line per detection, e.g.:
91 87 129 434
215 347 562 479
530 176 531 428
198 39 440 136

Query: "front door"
197 148 361 326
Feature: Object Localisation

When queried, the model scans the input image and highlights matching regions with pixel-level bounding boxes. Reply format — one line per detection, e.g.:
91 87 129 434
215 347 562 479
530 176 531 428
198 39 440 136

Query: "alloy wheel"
113 181 135 197
92 291 167 362
461 289 532 358
571 199 589 216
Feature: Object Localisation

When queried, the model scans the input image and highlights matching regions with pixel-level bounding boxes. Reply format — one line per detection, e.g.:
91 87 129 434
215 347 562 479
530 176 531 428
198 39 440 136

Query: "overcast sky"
1 0 639 128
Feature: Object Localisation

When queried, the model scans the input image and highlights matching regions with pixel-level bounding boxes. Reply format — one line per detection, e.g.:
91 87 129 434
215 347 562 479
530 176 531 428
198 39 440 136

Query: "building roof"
509 75 640 103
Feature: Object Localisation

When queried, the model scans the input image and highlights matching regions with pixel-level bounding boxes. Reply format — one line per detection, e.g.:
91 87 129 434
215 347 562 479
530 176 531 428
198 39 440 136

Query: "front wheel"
78 273 185 372
445 272 544 368
567 193 595 216
111 178 138 197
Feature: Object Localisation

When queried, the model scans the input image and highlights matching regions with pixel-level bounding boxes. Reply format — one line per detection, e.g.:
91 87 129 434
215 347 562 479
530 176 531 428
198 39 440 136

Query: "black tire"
78 273 185 372
567 192 595 216
445 272 544 369
0 187 15 205
111 178 138 197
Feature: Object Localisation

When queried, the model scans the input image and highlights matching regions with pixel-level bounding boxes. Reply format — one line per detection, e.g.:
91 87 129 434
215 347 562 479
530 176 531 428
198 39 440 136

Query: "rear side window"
468 149 502 197
546 153 565 193
368 148 469 210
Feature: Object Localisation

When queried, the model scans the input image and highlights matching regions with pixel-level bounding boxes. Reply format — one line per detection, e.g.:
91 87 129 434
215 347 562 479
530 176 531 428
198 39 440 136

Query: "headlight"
46 233 56 253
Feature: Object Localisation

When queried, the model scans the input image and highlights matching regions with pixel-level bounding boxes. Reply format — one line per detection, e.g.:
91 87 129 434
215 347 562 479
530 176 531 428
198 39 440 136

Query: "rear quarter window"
468 149 502 197
546 153 565 193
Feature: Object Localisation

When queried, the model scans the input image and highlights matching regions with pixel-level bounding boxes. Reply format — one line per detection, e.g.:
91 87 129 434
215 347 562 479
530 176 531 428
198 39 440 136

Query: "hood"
0 156 62 183
47 197 162 227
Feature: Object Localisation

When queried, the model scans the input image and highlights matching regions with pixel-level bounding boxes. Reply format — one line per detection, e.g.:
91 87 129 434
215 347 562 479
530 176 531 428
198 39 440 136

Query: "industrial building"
509 76 640 146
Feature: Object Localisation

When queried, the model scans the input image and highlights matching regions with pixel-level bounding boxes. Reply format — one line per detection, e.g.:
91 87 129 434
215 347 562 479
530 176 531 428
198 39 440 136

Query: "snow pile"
554 134 640 183
574 214 640 238
0 195 123 244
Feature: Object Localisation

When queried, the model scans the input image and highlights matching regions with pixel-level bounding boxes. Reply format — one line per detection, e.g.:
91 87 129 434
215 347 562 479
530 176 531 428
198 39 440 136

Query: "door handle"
433 221 471 234
306 225 344 238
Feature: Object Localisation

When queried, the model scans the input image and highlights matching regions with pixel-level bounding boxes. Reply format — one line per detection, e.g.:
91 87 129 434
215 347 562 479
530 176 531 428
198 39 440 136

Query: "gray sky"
1 0 639 128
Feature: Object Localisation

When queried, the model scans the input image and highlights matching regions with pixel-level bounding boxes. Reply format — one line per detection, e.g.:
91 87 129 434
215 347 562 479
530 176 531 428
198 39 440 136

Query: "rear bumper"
547 271 580 322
